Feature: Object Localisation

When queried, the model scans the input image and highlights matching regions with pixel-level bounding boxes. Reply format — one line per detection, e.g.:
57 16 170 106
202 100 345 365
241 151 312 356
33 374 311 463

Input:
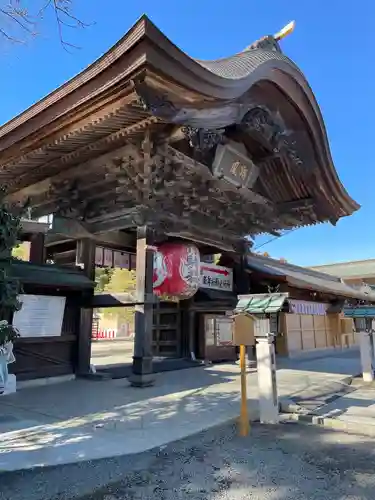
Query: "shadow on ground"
0 365 258 471
2 421 375 500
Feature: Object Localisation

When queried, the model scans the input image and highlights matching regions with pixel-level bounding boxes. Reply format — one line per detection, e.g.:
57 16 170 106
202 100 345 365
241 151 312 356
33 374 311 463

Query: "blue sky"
1 0 373 266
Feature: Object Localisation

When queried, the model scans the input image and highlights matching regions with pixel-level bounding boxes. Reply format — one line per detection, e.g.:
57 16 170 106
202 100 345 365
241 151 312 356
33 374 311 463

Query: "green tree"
214 254 221 264
0 190 22 346
95 267 137 328
12 241 29 261
103 268 136 326
94 268 114 293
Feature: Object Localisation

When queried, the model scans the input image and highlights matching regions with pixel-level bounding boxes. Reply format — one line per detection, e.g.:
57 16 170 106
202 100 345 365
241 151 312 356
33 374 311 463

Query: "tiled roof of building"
247 254 375 301
310 260 375 280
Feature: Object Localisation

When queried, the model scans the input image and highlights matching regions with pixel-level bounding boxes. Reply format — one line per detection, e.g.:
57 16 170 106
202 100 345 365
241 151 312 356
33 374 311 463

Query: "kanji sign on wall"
200 263 233 292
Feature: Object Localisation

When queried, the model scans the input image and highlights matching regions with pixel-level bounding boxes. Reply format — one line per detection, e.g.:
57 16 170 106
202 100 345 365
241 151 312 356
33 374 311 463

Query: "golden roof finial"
274 21 295 42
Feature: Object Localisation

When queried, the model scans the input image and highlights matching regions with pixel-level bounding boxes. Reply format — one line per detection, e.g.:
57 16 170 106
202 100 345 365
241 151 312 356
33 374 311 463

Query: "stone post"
255 335 279 424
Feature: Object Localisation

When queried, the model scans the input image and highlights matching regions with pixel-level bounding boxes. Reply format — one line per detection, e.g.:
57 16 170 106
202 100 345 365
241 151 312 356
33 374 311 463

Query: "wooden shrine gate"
1 17 360 385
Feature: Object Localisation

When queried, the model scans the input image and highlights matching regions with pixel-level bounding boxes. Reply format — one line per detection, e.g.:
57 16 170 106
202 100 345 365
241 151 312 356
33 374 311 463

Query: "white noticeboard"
12 295 66 338
200 264 233 292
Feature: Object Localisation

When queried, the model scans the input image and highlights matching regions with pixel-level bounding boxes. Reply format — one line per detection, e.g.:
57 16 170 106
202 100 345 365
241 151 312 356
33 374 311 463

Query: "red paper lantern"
153 243 200 300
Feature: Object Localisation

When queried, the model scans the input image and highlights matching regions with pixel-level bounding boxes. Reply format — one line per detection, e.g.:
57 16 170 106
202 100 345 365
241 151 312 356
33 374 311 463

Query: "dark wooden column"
76 238 96 375
188 310 196 359
235 254 249 296
28 233 45 264
129 226 155 387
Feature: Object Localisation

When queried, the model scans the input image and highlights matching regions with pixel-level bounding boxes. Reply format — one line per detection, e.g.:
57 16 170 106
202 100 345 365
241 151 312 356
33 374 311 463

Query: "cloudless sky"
1 0 373 267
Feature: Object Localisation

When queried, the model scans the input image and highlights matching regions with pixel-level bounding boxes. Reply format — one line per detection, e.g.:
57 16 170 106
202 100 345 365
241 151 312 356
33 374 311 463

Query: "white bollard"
359 331 374 382
256 336 279 424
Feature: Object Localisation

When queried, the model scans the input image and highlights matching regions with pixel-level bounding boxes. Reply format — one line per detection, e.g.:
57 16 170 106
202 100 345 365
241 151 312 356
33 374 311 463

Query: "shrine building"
0 16 365 384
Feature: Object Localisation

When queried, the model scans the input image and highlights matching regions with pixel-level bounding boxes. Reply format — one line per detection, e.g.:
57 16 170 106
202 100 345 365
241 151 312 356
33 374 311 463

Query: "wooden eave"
0 15 358 235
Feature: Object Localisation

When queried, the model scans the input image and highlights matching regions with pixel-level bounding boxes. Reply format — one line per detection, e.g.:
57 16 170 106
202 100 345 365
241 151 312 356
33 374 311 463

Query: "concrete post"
255 336 279 424
359 331 374 382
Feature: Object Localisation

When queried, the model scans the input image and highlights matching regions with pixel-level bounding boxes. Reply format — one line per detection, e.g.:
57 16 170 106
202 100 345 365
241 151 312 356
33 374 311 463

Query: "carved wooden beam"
48 216 136 248
276 197 314 213
164 220 242 253
161 145 271 206
4 115 160 198
52 216 92 238
6 143 142 205
240 106 316 173
181 127 224 152
88 207 150 233
141 130 154 200
20 219 50 235
132 77 178 119
23 153 151 219
52 249 77 265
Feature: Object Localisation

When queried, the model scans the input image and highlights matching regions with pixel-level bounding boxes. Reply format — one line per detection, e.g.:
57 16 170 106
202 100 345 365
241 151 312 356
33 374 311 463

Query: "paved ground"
307 378 375 429
91 340 134 367
1 422 375 500
0 348 362 472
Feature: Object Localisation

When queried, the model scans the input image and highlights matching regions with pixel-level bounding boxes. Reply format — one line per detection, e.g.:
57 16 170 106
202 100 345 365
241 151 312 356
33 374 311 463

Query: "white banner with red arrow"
199 263 233 292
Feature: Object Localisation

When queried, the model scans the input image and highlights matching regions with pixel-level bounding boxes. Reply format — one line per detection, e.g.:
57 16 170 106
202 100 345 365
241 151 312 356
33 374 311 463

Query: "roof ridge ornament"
274 21 295 42
245 20 295 53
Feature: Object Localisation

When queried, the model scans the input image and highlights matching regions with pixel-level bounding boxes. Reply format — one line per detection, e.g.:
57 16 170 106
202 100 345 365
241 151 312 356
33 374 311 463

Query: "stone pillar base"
129 372 155 388
129 356 155 387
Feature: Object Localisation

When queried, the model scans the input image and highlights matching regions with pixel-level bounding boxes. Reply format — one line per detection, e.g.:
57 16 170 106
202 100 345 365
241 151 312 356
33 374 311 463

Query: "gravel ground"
2 422 375 500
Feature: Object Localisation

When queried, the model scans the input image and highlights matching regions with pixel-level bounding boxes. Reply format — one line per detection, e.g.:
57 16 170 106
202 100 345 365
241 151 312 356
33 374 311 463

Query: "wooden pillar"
28 233 45 264
76 239 96 375
179 297 193 358
188 310 196 359
235 254 249 295
130 226 155 387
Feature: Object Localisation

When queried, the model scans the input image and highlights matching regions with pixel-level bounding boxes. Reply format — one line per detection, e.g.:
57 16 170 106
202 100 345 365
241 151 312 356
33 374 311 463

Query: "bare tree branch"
0 0 91 49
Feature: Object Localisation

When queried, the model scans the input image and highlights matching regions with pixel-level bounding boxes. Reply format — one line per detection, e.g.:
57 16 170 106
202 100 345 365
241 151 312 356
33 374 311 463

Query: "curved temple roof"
0 15 359 241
